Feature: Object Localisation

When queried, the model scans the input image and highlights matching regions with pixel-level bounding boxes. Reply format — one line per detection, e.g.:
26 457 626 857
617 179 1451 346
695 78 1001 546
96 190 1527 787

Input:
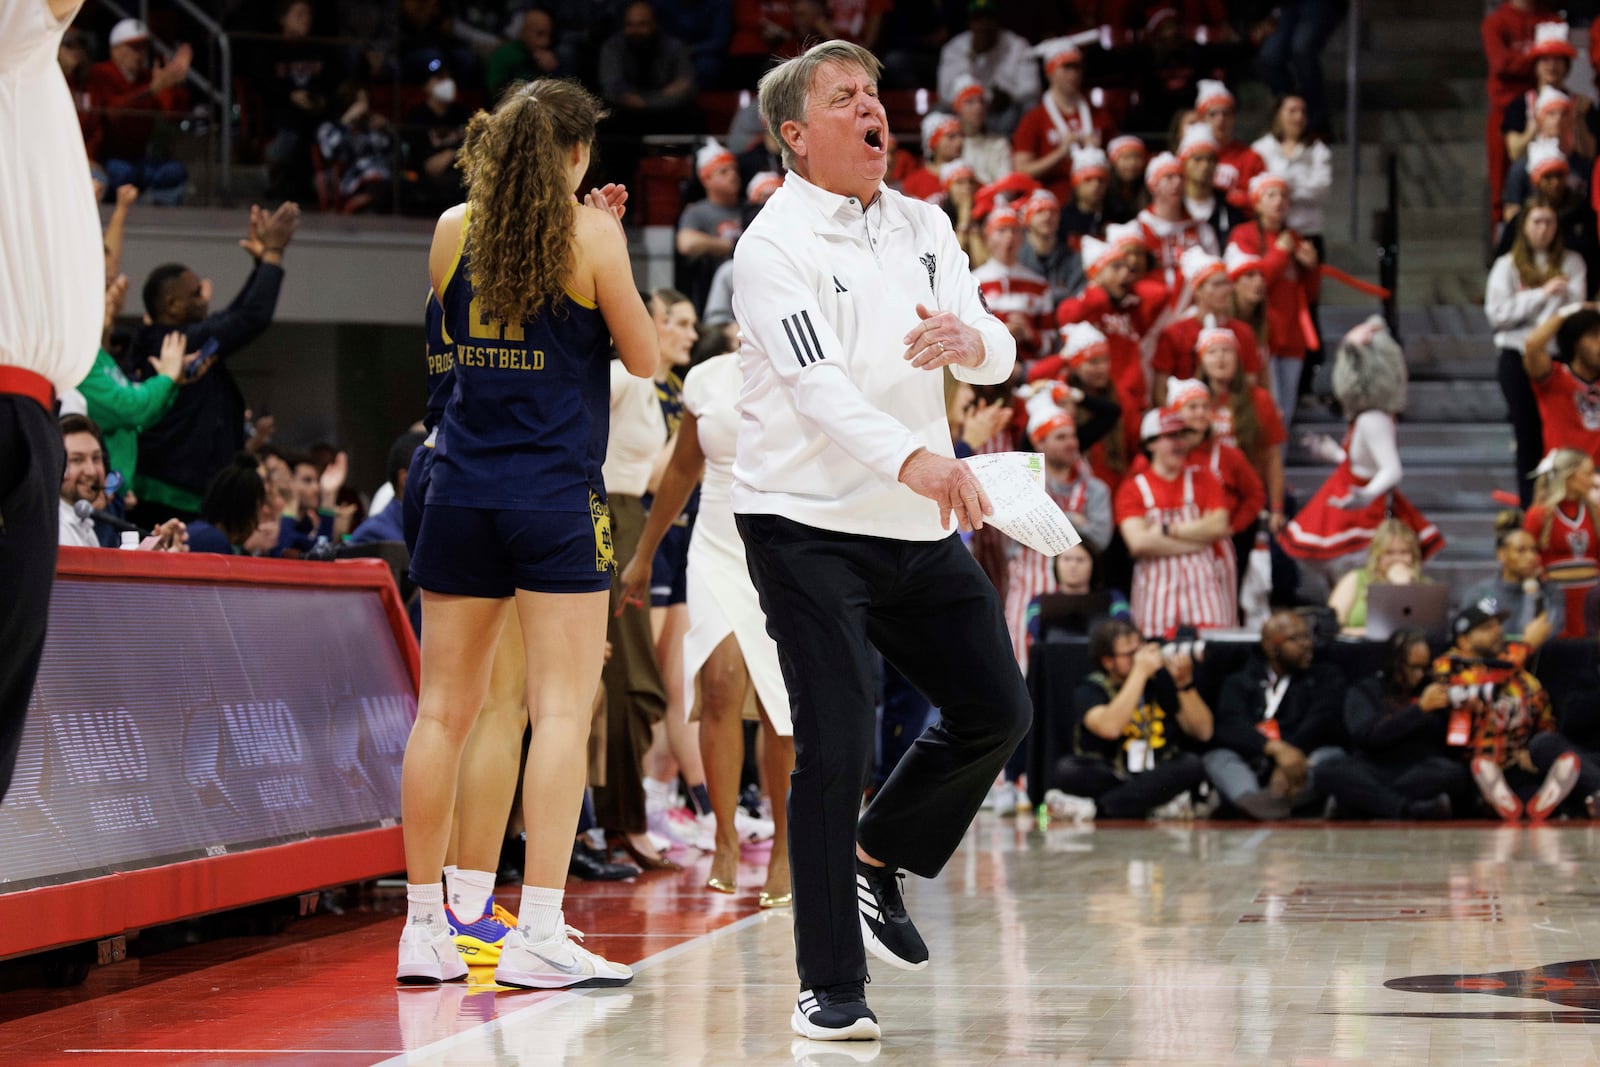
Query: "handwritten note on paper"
964 451 1081 555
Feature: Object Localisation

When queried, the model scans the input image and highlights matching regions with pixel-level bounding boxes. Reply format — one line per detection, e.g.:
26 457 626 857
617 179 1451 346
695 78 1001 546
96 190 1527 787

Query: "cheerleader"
1283 317 1444 566
1524 447 1600 638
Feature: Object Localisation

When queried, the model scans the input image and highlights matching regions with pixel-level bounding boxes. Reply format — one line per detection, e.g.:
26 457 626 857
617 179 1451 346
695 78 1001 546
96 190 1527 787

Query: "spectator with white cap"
1032 322 1140 495
1017 189 1076 305
1115 406 1236 633
1503 92 1593 218
1059 145 1110 255
1012 35 1114 204
900 112 964 202
1151 246 1263 403
1104 135 1149 223
1176 120 1243 246
702 172 784 339
676 140 744 311
950 75 1011 184
973 207 1056 361
936 0 1039 135
1228 172 1321 417
1482 2 1559 223
1504 23 1594 168
1194 79 1266 214
1492 138 1599 288
85 17 191 205
1000 386 1113 670
1165 375 1267 585
1054 232 1165 413
938 160 986 266
1137 150 1218 289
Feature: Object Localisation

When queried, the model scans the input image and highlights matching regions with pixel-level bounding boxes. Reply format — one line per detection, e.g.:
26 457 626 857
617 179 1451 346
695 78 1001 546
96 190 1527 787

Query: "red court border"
0 549 420 960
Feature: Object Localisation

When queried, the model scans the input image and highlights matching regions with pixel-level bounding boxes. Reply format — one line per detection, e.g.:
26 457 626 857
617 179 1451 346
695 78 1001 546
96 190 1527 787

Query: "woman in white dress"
618 350 794 907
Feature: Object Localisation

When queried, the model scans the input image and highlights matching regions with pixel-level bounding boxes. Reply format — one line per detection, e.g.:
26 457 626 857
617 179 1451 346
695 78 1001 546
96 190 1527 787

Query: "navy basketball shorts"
410 495 615 597
649 520 693 608
401 443 435 556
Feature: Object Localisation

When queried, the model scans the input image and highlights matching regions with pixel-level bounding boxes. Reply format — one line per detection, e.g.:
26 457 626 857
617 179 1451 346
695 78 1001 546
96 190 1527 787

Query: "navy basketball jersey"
422 289 453 433
428 225 612 512
652 367 700 520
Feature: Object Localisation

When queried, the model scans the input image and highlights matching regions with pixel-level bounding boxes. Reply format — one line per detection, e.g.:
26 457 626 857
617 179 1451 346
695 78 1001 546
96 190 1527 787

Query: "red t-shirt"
826 0 892 44
730 0 794 56
1114 462 1227 524
1012 100 1115 203
1525 500 1600 637
1055 284 1163 406
1216 141 1267 213
84 60 188 164
899 166 944 203
1128 439 1264 534
1531 363 1600 462
1209 387 1286 465
1151 314 1264 379
1228 223 1322 359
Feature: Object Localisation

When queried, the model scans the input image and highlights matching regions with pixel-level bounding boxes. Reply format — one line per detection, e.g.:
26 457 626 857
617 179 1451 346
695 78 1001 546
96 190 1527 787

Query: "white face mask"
431 77 457 104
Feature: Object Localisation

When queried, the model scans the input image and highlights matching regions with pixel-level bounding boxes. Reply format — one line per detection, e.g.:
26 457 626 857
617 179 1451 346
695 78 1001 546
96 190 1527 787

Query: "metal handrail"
91 0 232 199
1345 0 1359 244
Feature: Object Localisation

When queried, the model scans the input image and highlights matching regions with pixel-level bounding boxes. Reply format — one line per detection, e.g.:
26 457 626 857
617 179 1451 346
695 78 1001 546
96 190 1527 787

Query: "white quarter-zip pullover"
730 171 1015 540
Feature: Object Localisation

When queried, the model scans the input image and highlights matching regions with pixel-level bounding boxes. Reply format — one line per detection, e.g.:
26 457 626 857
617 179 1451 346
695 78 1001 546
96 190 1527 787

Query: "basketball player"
396 79 657 989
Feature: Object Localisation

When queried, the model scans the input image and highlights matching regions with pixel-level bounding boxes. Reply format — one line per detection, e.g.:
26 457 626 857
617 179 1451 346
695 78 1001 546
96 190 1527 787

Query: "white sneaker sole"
858 915 929 972
493 965 633 990
790 1005 882 1041
396 955 469 985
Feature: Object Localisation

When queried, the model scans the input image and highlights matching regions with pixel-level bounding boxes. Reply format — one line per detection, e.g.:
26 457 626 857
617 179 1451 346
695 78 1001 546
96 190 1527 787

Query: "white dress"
681 354 792 735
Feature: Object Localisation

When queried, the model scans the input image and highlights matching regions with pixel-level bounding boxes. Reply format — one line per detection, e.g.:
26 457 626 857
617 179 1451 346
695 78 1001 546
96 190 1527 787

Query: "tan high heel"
706 876 737 894
758 890 792 909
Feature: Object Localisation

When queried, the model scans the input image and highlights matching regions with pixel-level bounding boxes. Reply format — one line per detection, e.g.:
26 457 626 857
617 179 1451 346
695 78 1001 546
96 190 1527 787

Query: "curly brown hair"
459 79 608 326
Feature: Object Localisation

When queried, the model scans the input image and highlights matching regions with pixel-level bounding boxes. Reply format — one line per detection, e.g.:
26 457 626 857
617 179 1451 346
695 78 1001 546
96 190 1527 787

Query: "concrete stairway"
1284 1 1522 597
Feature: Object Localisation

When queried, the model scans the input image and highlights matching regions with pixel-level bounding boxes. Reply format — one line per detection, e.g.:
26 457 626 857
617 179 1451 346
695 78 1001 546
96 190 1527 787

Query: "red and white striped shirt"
1003 472 1091 672
973 258 1056 359
1114 466 1236 635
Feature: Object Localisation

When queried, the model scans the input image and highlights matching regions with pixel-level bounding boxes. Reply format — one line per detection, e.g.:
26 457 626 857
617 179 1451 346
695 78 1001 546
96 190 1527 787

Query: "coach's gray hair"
758 40 884 171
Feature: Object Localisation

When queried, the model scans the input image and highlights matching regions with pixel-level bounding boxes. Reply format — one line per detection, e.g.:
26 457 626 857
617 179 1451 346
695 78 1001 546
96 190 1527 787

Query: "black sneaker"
791 980 881 1041
856 860 928 971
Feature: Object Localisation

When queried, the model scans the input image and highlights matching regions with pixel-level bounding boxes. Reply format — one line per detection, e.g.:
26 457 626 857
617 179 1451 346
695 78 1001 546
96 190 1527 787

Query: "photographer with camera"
1314 630 1468 821
1205 609 1347 820
1045 619 1213 821
1439 598 1596 821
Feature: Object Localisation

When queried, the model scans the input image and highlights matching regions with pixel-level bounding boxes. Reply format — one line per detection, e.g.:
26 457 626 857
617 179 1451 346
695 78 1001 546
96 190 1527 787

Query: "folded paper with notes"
962 451 1081 555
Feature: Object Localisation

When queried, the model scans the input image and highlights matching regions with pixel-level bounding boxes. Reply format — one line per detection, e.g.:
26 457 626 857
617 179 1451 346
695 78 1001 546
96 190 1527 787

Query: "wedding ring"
937 340 947 351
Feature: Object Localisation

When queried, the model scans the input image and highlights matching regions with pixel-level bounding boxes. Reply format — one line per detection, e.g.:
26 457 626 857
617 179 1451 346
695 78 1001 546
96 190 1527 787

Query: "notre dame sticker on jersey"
590 491 615 572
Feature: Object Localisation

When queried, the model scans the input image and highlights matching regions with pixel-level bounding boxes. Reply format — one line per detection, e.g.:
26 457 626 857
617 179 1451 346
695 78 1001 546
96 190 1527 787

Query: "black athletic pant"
0 396 63 802
1053 753 1206 818
1316 753 1471 819
1498 347 1544 507
738 515 1032 990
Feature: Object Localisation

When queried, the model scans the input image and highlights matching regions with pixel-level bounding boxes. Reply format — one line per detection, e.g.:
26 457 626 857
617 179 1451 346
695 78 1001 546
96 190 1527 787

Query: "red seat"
637 154 693 227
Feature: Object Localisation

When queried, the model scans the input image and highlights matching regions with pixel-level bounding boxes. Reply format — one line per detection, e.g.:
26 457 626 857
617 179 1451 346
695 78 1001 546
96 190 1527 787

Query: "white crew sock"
517 885 565 941
448 868 496 920
406 882 446 930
